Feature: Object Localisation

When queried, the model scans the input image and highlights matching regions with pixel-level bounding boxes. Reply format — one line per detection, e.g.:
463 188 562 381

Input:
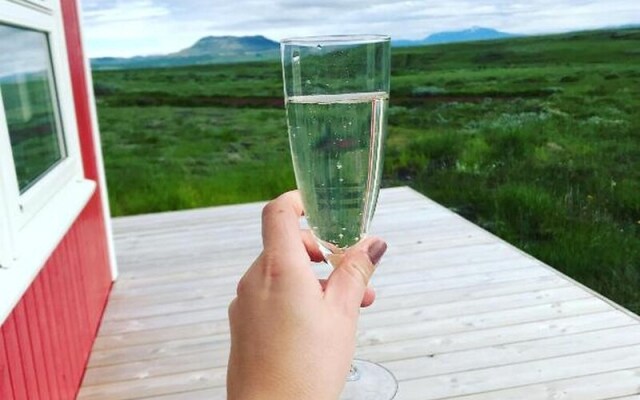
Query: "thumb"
324 237 387 314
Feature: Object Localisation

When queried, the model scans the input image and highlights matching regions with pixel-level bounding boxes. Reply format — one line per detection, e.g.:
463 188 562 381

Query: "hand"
227 191 387 400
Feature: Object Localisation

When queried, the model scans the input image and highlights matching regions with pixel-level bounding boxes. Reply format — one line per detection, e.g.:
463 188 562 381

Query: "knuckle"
261 201 278 220
228 297 237 317
259 251 282 279
235 254 262 295
235 276 247 296
262 194 290 218
262 192 302 221
343 257 373 287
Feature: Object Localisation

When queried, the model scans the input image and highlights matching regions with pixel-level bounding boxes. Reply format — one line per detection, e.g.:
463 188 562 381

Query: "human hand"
227 191 387 400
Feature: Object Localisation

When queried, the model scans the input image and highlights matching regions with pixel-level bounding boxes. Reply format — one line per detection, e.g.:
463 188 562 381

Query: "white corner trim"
0 178 95 325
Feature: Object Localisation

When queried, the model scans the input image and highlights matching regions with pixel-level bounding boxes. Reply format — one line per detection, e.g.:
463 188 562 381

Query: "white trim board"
0 0 96 324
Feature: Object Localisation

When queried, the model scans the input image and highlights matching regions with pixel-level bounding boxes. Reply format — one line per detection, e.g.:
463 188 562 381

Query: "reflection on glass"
0 24 66 193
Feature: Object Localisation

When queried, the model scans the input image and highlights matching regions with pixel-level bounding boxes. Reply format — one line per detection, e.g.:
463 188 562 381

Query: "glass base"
339 359 398 400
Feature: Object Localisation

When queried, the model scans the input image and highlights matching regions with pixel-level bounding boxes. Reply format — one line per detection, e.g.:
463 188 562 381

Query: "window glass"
0 23 66 193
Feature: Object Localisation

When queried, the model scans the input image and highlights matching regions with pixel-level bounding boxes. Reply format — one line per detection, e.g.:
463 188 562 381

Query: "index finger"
261 190 306 255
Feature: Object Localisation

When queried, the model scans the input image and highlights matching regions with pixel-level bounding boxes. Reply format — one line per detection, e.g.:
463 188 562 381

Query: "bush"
494 184 558 241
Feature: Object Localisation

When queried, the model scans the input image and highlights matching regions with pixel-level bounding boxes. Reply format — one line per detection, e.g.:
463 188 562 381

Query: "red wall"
0 0 113 398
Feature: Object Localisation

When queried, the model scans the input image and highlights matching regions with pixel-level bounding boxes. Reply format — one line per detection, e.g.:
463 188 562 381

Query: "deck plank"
78 187 640 400
396 345 640 399
448 369 640 400
86 311 631 369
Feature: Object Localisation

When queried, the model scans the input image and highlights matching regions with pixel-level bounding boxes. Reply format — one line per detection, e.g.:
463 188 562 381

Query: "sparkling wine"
286 91 388 249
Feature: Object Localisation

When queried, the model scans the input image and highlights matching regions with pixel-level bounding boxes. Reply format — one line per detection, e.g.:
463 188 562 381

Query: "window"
1 24 67 193
0 0 95 320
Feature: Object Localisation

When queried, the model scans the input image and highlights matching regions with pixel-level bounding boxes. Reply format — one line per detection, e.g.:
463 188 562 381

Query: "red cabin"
0 0 116 398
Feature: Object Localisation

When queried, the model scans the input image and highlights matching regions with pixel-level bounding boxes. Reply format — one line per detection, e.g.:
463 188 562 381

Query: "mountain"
394 27 518 47
91 35 279 70
174 35 278 57
90 28 518 70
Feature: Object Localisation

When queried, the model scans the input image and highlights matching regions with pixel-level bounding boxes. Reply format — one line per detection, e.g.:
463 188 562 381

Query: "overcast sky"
0 25 50 77
81 0 640 58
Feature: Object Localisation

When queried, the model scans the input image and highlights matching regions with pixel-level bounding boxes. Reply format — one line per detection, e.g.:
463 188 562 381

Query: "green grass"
98 106 293 215
93 28 640 313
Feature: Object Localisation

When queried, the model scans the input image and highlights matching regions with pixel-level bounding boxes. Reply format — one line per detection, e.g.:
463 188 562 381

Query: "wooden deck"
78 186 640 399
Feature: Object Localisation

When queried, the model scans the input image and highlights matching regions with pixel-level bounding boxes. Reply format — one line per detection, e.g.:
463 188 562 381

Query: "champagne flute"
281 35 397 400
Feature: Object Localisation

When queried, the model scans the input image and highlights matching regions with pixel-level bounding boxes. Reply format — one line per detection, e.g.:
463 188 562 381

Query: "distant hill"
91 29 521 70
89 28 536 70
174 35 278 57
394 27 518 47
91 35 279 70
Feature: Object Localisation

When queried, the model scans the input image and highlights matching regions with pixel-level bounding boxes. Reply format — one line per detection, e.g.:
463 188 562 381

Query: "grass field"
93 28 640 313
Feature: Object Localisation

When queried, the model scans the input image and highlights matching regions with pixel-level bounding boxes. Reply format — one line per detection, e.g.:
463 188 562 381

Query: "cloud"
83 0 169 24
0 25 49 77
80 0 640 57
82 0 210 57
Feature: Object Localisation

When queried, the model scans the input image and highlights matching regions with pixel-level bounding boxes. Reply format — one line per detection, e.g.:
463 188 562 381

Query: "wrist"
228 378 338 400
229 388 325 400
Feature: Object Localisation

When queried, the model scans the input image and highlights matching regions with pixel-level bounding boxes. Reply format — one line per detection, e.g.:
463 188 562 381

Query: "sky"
81 0 640 58
0 25 50 77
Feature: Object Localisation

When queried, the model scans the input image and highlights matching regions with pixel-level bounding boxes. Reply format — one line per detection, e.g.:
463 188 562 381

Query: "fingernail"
367 239 387 265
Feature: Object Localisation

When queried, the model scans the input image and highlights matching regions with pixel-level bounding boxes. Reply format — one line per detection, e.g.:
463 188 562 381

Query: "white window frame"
0 0 96 324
